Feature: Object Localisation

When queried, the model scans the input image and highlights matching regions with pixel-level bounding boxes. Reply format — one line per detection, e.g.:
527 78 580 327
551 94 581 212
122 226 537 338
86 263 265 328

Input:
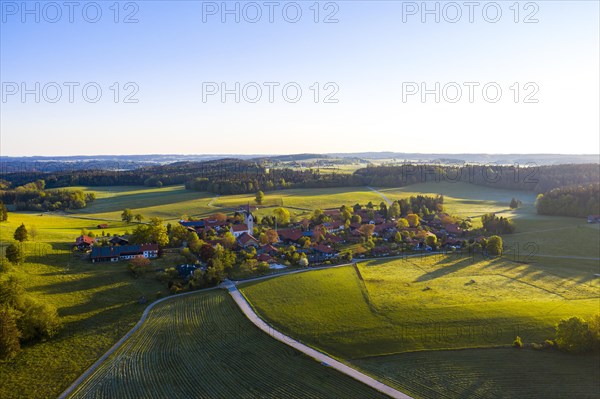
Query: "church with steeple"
230 203 254 238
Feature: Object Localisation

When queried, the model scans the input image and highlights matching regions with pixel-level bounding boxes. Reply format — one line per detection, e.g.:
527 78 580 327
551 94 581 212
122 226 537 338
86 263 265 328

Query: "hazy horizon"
2 1 599 156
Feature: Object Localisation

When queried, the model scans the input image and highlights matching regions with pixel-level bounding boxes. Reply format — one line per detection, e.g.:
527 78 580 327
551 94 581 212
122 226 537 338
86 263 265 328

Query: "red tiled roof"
261 244 278 254
231 224 249 232
278 229 303 241
76 235 95 245
257 253 273 262
238 232 259 246
314 244 335 254
445 224 462 234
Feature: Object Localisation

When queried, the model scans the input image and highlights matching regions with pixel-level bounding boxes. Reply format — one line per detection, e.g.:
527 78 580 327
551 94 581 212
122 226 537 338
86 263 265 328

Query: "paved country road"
367 186 392 206
223 280 413 399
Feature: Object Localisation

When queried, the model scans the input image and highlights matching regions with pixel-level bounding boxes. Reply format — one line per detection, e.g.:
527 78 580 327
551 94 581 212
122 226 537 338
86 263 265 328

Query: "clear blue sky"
1 1 598 156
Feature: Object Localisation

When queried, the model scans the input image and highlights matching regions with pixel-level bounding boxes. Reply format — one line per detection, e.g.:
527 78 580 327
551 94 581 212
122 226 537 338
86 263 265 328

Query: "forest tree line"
1 160 598 198
536 183 600 218
0 180 95 211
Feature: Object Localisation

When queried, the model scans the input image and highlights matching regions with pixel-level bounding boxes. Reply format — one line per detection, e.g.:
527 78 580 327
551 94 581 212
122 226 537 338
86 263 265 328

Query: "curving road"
223 280 413 399
367 186 393 206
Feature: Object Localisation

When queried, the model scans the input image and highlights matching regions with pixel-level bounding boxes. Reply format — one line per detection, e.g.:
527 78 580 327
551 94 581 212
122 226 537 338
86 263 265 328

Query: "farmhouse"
237 232 260 248
91 243 159 263
75 235 95 250
109 236 129 246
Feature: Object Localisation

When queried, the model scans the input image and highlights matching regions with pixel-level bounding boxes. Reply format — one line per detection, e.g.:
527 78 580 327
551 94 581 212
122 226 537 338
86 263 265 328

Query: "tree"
273 207 290 226
425 235 437 248
0 306 21 360
28 225 38 241
17 297 61 342
513 335 523 348
134 214 144 223
169 223 190 247
146 218 169 246
406 214 420 227
255 190 265 205
510 198 519 209
396 218 409 229
265 229 279 244
555 316 593 354
0 257 11 274
13 224 28 242
5 244 24 265
351 214 362 224
298 256 309 267
130 218 168 246
220 231 236 249
121 209 134 224
358 224 375 238
486 235 503 256
0 201 8 222
387 202 401 219
588 313 600 350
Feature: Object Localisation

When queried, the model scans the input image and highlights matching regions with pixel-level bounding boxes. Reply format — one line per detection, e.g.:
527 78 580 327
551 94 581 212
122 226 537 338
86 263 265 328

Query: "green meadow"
1 182 598 398
241 256 600 358
355 348 600 399
68 290 387 399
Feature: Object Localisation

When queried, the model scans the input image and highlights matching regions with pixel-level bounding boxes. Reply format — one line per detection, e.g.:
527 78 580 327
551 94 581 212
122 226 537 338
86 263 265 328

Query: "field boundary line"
57 286 219 399
224 281 413 399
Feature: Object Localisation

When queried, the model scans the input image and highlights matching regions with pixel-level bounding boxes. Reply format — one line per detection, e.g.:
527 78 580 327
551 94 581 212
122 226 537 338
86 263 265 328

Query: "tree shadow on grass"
413 257 476 283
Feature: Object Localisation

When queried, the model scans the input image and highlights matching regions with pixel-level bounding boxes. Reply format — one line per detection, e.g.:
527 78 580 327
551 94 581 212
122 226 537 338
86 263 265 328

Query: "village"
73 196 493 283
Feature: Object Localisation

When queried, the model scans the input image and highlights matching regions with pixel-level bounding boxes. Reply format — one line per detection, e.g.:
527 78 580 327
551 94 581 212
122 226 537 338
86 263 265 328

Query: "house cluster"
74 235 158 263
179 205 471 265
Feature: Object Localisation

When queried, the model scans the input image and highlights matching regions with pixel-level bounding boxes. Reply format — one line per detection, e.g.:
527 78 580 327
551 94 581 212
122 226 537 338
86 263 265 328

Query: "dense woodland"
0 180 95 211
354 164 600 193
1 161 598 213
536 183 600 218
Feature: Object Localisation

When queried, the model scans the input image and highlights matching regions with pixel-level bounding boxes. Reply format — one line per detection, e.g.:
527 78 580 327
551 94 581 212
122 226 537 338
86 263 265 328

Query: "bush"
0 306 21 360
5 244 24 265
513 335 523 348
17 297 61 341
555 316 593 354
543 339 555 349
0 257 12 274
128 257 151 278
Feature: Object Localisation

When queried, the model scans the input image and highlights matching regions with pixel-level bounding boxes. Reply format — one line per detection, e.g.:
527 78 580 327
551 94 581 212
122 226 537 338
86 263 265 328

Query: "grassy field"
68 290 388 399
0 212 169 399
213 186 385 211
378 181 538 227
241 256 600 358
354 348 600 399
71 185 216 222
1 182 598 398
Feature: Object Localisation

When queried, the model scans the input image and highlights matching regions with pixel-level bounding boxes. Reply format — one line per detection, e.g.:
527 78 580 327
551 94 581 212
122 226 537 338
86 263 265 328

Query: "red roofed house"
75 235 95 250
277 229 303 243
445 224 463 235
237 232 259 248
230 224 250 238
260 244 278 255
313 244 336 257
257 253 275 263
